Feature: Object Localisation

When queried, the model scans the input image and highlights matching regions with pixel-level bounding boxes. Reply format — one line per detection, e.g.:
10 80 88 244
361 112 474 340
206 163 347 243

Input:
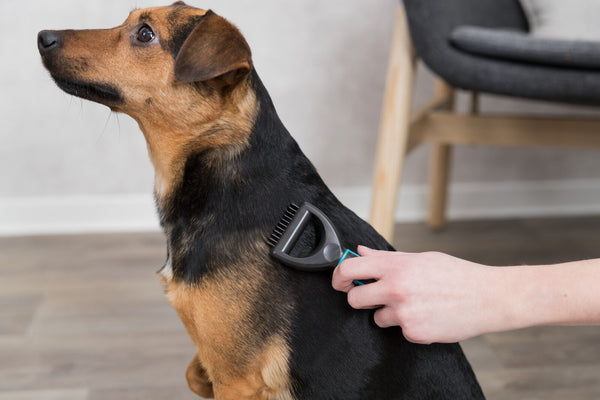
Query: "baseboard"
0 195 160 236
2 179 600 236
339 179 600 222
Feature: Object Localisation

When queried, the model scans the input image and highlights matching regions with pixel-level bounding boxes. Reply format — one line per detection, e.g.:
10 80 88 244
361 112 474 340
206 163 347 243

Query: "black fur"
164 8 209 57
158 70 485 399
51 76 123 105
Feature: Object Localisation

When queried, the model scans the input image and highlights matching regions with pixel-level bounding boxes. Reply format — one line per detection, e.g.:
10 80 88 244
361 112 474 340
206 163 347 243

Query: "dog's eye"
137 24 155 43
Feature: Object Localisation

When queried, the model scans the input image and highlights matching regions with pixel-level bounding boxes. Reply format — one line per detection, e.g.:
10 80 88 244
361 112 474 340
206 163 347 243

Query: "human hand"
332 246 507 344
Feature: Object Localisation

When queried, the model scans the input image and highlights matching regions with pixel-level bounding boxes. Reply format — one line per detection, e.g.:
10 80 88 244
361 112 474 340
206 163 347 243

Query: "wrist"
492 264 577 331
480 265 549 334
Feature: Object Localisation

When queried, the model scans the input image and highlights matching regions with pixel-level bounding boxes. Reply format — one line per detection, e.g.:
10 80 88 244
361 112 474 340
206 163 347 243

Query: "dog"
38 3 485 399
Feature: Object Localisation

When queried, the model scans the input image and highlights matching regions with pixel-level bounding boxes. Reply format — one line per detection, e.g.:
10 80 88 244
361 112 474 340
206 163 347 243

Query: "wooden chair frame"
369 6 600 242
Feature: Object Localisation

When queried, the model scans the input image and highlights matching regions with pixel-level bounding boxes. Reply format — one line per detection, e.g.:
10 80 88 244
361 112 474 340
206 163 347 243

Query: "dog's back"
246 72 484 399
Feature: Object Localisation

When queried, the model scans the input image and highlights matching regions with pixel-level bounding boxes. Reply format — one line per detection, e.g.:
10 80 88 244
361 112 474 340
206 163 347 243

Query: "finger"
332 256 382 292
331 263 362 292
373 306 399 328
346 281 388 310
331 275 354 294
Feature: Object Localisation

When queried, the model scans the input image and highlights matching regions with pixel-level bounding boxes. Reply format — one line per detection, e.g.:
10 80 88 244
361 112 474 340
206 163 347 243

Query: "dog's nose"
38 30 61 54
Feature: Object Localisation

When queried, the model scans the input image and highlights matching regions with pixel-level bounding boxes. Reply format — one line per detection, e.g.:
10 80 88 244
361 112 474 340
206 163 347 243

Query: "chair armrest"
450 26 600 69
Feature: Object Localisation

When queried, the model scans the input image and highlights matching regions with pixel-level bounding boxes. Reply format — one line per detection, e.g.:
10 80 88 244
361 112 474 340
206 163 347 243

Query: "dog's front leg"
186 353 214 398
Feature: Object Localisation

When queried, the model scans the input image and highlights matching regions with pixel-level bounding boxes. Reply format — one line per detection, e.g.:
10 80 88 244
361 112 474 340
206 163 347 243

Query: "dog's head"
39 2 258 197
38 2 252 113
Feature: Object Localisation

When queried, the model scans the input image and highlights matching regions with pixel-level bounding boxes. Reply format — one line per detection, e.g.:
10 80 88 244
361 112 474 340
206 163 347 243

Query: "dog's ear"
174 11 252 88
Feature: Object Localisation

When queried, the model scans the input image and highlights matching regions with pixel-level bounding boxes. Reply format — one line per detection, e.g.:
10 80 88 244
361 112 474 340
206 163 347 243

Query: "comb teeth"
267 203 299 247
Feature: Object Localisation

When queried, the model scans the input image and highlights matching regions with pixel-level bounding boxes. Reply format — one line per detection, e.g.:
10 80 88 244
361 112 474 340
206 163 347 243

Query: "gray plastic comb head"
268 202 343 271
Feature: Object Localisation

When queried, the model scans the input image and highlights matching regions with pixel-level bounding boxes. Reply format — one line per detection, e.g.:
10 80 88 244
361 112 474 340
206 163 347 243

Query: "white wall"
2 0 600 235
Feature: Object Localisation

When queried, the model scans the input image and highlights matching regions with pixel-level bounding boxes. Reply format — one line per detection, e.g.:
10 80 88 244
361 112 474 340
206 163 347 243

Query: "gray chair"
369 0 600 241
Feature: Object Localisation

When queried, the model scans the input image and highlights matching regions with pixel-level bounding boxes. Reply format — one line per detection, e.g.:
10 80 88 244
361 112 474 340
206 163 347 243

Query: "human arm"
332 246 600 344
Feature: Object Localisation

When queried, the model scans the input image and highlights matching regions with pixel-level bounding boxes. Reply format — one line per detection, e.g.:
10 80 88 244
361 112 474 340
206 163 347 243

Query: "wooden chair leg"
369 5 416 243
427 81 456 230
428 143 452 230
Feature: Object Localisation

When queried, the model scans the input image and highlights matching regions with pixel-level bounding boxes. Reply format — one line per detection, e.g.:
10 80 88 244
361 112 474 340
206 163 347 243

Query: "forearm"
494 259 600 332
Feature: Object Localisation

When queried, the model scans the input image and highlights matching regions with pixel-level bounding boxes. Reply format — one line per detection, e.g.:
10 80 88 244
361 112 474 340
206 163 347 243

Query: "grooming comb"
267 202 366 285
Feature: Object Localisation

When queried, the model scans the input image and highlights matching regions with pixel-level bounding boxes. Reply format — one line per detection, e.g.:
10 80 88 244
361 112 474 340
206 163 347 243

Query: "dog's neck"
134 78 258 202
155 70 327 283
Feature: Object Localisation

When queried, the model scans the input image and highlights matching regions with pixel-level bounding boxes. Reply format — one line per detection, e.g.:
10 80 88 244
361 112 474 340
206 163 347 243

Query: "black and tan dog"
38 3 484 399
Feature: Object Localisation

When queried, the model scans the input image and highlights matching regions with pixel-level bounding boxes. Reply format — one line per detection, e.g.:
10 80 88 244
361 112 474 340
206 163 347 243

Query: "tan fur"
164 250 294 400
137 80 258 199
46 5 258 200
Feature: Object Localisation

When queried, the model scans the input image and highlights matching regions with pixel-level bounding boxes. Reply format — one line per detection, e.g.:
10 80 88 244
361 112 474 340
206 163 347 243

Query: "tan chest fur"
163 269 295 400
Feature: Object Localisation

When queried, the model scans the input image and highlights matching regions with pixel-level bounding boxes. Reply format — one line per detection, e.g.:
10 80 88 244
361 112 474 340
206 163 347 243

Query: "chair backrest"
402 0 528 83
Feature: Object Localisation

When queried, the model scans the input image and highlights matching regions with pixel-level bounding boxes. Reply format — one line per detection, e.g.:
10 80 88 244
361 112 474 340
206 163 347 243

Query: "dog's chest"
162 277 295 399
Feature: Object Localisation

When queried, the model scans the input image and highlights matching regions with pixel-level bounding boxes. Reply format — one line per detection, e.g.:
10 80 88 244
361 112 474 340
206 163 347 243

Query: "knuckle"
422 250 443 261
394 307 407 325
388 290 403 305
331 273 343 291
401 322 426 344
335 262 351 281
403 329 427 344
332 265 351 291
398 313 432 344
387 280 407 303
373 310 389 328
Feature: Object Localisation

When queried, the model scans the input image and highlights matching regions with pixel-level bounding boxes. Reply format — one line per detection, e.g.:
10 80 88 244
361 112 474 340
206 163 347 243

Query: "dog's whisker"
98 110 112 141
115 113 121 138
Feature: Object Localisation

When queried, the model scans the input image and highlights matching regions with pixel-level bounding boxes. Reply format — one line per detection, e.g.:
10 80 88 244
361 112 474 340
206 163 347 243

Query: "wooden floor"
1 216 599 399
